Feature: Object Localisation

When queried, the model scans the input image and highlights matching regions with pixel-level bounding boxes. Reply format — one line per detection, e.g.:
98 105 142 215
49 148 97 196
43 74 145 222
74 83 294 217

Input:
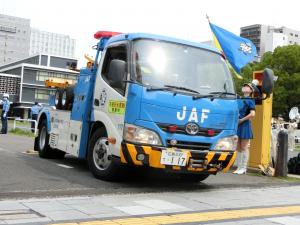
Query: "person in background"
30 102 42 133
1 93 10 134
233 83 256 175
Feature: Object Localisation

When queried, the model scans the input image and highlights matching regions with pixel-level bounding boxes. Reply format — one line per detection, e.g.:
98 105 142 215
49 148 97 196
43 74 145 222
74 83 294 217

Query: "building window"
290 33 294 36
296 34 299 37
36 70 77 82
35 89 55 100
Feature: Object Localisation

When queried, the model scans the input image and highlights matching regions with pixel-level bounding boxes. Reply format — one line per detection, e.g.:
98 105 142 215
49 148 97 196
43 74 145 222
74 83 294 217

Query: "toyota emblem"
185 123 199 135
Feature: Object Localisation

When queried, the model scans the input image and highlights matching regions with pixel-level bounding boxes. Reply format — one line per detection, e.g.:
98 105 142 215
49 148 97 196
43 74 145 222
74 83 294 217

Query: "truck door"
93 42 129 156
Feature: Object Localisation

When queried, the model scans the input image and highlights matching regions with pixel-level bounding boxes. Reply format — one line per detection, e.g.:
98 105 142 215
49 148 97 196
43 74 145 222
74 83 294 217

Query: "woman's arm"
239 110 255 124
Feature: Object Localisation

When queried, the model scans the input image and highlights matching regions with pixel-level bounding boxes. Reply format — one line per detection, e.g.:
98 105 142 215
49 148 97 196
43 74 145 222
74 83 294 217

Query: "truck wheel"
37 120 66 159
179 174 210 183
62 87 74 110
37 120 52 158
61 89 67 109
87 128 120 181
66 86 74 110
55 89 63 109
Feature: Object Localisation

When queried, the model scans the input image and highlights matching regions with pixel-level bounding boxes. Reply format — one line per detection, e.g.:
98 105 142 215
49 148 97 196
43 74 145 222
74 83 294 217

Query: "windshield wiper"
209 91 237 97
146 86 173 92
193 92 236 100
146 85 199 95
193 94 215 100
164 85 200 94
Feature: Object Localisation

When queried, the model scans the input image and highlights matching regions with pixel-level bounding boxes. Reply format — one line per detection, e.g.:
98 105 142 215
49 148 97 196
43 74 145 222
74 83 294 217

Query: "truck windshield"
133 39 235 95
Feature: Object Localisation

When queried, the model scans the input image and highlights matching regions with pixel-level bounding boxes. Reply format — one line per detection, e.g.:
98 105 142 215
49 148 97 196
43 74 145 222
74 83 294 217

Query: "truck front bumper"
120 142 236 174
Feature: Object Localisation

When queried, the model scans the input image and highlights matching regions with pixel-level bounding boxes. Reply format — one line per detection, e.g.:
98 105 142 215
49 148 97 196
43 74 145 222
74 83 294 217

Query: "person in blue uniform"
233 83 256 175
30 102 42 133
1 93 10 134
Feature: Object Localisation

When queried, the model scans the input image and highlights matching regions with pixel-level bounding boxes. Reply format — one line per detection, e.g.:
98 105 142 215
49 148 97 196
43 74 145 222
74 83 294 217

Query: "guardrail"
8 117 37 136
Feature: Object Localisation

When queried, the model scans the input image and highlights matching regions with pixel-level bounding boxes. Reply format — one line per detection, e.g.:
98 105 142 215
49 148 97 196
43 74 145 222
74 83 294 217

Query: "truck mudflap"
120 142 236 174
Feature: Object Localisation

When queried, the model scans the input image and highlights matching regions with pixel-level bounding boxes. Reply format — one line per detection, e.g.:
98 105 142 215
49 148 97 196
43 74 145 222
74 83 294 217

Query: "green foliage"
235 45 300 120
9 128 35 137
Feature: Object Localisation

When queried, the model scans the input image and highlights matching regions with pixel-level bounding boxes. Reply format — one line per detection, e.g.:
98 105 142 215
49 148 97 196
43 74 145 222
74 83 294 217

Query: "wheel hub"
93 138 111 170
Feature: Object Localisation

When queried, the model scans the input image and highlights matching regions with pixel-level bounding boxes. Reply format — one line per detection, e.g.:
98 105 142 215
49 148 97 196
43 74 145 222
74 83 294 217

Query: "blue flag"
209 23 257 75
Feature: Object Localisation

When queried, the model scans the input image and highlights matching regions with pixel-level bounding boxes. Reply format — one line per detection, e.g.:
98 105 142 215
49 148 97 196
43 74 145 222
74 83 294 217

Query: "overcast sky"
1 0 299 66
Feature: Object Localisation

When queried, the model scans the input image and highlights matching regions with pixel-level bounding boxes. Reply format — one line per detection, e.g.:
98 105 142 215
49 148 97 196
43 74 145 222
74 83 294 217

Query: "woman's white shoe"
235 168 247 175
233 168 241 174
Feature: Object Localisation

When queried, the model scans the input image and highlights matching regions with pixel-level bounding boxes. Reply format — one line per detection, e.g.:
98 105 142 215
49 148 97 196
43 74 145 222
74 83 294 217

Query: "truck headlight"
214 135 238 151
123 124 162 146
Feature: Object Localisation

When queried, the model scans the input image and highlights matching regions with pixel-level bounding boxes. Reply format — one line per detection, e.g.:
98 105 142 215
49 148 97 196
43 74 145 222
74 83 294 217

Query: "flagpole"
206 14 211 23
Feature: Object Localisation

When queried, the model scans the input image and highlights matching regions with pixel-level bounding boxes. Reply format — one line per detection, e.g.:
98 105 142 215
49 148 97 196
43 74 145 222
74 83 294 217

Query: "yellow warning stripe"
172 166 181 170
205 151 215 164
218 152 228 161
121 144 236 172
50 205 300 225
126 144 143 166
142 146 165 169
223 151 237 172
120 145 127 164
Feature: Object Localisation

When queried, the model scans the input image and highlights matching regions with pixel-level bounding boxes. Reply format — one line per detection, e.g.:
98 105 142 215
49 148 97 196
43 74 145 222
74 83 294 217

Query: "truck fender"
37 109 52 133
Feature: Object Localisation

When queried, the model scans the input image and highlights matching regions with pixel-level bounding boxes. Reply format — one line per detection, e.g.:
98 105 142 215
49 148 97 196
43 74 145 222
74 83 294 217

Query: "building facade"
0 54 79 118
0 14 31 66
30 28 76 58
240 24 300 57
0 73 20 104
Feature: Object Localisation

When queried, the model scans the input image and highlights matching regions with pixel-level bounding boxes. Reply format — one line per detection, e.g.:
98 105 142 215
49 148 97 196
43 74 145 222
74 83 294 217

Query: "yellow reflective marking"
172 166 181 170
223 151 237 172
205 152 215 164
141 146 165 169
142 146 152 155
52 205 300 225
126 144 143 166
120 145 127 164
187 167 204 172
218 152 228 161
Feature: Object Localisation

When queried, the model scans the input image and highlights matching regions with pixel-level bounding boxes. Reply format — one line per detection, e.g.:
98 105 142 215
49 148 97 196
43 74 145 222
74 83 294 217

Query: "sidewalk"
1 186 300 224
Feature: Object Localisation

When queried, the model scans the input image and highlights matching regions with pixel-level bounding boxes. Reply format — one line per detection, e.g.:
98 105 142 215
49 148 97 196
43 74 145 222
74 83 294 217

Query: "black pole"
275 130 288 177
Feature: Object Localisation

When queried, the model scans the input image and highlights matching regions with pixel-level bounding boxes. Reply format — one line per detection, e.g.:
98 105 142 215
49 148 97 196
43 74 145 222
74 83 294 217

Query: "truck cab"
35 32 239 181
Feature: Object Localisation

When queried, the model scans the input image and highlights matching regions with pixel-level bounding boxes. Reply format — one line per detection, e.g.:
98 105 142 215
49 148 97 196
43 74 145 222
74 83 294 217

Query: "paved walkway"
1 185 300 224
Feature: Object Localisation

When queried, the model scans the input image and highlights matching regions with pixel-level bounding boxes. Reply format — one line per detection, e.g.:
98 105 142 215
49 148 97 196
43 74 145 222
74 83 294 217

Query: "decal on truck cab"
108 100 126 115
177 106 210 123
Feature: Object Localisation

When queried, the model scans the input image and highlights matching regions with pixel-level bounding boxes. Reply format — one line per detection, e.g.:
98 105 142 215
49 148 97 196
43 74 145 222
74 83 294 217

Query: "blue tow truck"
34 31 274 181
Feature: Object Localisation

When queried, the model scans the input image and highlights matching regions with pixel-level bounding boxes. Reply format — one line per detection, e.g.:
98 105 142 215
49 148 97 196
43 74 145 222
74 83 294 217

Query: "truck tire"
61 89 67 110
179 174 210 183
87 128 120 181
62 87 74 110
37 120 65 159
37 120 52 158
55 89 63 110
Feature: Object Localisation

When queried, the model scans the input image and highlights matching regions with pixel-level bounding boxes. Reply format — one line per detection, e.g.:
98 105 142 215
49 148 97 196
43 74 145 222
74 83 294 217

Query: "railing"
9 117 38 136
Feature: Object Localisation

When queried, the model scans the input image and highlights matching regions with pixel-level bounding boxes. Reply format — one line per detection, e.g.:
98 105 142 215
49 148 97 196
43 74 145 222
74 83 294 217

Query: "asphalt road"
0 134 299 200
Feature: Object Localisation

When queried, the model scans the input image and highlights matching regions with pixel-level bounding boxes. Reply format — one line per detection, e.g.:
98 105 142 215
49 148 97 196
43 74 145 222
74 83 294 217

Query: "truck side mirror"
107 59 126 90
262 68 275 96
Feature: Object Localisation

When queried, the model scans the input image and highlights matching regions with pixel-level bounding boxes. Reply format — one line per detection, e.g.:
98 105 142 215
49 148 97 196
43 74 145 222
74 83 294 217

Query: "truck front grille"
166 140 211 151
158 123 221 137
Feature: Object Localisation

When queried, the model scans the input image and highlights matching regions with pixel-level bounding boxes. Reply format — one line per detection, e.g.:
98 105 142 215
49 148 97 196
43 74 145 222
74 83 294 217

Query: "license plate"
160 149 188 166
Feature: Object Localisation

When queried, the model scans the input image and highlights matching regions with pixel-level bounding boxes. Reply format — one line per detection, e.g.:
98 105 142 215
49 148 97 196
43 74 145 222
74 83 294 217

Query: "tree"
236 45 300 120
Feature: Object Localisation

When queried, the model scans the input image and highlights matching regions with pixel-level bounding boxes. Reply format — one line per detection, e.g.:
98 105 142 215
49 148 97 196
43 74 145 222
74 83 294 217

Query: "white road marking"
56 163 74 169
267 216 300 225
